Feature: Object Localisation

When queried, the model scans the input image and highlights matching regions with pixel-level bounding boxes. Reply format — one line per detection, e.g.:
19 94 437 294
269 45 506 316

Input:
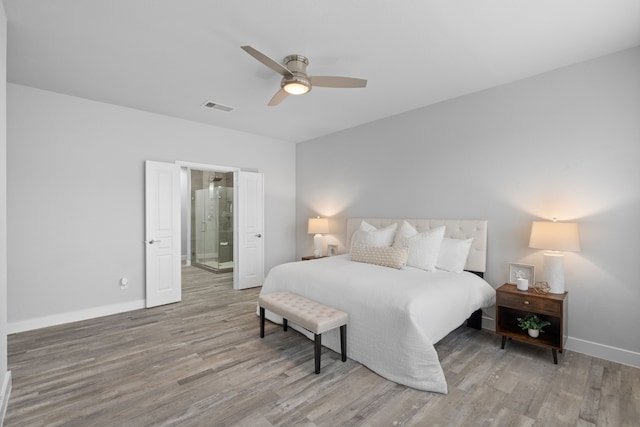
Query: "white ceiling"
4 1 640 143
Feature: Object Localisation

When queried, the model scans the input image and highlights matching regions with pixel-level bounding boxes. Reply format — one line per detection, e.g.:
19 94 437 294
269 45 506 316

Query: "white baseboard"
566 337 640 369
481 315 496 332
480 316 640 369
7 300 146 334
0 371 11 426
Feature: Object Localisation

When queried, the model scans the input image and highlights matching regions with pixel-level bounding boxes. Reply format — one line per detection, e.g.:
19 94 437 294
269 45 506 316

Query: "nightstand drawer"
497 291 561 316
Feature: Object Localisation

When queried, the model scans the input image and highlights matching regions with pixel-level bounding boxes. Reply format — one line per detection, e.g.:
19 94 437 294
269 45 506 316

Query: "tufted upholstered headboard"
346 218 488 273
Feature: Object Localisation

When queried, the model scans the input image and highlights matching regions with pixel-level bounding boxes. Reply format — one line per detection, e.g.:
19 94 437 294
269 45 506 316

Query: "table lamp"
528 219 580 294
308 217 329 258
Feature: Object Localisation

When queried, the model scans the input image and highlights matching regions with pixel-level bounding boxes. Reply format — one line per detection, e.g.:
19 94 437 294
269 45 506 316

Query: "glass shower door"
194 187 218 269
217 186 233 270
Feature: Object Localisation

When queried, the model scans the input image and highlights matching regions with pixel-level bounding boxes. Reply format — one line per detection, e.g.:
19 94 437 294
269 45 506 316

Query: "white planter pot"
528 329 539 338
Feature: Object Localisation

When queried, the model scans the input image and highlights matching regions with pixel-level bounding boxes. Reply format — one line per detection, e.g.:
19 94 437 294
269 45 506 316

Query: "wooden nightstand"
495 283 568 364
301 255 327 261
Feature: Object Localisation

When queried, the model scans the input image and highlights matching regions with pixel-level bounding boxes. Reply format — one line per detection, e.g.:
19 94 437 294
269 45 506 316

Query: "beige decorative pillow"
350 243 409 269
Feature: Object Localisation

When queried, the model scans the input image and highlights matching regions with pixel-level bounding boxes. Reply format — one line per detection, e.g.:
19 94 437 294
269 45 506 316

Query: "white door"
236 171 264 289
145 160 182 307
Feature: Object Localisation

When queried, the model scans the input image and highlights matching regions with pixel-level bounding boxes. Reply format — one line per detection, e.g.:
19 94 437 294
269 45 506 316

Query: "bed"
258 218 496 394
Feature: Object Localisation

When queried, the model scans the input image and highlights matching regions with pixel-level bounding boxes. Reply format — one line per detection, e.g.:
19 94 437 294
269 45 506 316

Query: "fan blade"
241 46 293 78
310 76 367 88
268 89 289 106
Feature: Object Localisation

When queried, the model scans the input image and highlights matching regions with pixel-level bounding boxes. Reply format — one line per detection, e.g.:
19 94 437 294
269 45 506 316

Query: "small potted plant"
517 313 551 338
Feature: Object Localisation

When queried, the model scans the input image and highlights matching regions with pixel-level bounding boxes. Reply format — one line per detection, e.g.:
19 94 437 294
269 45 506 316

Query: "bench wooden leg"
259 307 265 338
340 325 347 362
283 318 288 332
314 333 321 374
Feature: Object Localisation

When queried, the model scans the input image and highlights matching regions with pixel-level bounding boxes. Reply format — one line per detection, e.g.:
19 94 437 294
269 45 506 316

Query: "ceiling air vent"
201 101 235 113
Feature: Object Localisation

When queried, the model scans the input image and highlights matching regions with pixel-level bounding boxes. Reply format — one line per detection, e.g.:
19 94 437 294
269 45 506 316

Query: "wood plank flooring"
5 266 640 426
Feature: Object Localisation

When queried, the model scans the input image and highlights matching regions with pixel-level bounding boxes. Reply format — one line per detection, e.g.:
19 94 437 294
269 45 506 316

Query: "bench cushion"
258 291 348 335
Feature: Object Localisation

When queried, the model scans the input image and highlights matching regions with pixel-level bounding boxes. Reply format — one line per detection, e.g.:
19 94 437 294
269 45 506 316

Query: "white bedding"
259 254 496 394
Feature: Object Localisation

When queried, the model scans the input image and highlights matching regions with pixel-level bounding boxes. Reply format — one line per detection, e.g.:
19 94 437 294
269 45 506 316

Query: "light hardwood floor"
5 266 640 426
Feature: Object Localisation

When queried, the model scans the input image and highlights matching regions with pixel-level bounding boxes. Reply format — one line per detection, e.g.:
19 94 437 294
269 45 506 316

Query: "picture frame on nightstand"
508 263 534 285
327 244 338 256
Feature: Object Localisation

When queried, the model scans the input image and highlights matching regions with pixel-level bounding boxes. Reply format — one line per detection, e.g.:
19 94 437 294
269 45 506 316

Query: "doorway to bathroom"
190 169 234 273
146 161 263 307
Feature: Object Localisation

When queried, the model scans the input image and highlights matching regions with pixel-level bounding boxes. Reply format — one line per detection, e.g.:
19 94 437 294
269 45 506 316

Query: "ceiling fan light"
282 74 311 95
284 82 310 95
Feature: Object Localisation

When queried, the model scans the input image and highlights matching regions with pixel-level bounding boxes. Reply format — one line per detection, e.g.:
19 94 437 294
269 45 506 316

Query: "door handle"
256 233 262 238
148 239 160 244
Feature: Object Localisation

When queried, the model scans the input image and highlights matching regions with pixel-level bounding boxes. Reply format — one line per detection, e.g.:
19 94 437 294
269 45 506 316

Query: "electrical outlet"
120 277 129 289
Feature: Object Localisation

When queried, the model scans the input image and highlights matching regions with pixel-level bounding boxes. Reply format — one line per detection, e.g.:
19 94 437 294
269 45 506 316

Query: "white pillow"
436 237 473 273
359 220 376 232
393 220 417 247
350 222 398 250
405 226 446 271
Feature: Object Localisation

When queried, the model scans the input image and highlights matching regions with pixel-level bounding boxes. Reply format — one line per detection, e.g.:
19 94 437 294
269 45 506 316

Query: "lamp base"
543 252 565 294
313 234 323 258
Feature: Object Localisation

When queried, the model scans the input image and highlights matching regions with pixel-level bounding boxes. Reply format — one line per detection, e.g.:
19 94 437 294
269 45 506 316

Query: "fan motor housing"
284 54 309 73
282 55 312 94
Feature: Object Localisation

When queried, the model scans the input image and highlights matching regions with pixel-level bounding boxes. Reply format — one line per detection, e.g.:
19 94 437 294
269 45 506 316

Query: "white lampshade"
529 221 581 252
529 220 580 294
307 217 329 235
308 217 329 257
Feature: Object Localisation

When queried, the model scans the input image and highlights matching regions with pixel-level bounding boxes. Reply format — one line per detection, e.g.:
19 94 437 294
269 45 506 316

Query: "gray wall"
296 48 640 365
7 84 296 329
0 1 9 408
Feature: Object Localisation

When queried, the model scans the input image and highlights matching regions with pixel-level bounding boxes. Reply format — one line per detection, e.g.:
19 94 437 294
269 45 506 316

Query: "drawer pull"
524 301 530 305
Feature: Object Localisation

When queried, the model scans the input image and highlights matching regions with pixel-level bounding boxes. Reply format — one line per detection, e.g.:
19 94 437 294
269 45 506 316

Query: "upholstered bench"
258 291 348 374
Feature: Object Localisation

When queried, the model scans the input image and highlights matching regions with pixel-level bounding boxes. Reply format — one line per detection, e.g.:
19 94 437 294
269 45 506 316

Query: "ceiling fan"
241 45 367 106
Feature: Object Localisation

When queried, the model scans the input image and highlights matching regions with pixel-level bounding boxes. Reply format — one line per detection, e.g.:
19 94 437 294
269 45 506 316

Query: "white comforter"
259 254 496 394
